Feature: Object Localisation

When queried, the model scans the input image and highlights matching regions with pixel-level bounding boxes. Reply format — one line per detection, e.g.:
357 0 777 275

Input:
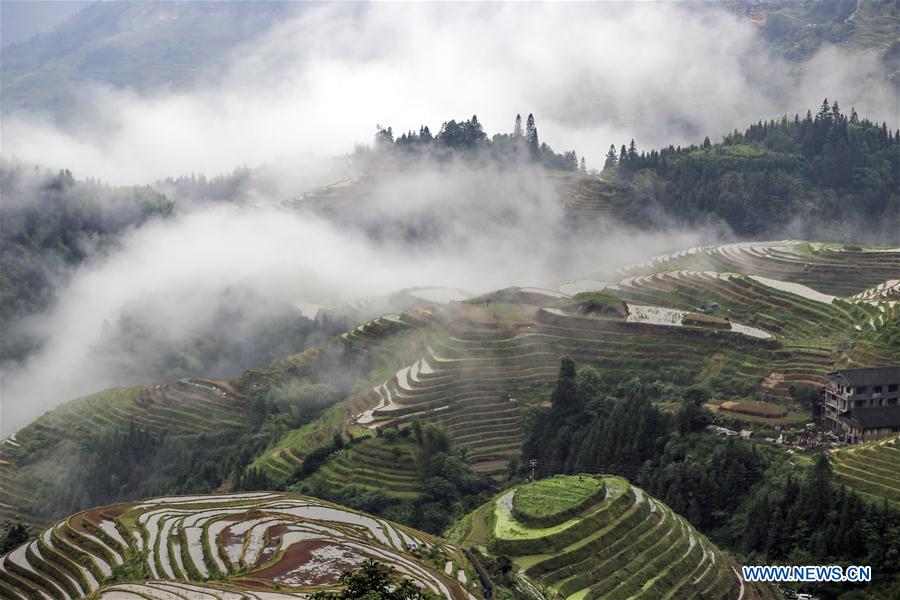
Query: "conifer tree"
816 98 832 124
466 114 486 146
525 113 539 157
514 114 523 137
375 125 394 148
603 144 618 170
551 357 579 414
580 157 586 172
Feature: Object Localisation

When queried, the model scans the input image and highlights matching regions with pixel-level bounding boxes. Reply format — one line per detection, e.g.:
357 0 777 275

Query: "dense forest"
603 100 899 240
365 113 584 172
523 358 900 599
0 164 174 362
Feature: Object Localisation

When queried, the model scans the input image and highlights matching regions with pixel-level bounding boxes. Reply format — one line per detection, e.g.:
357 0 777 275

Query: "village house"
822 366 900 443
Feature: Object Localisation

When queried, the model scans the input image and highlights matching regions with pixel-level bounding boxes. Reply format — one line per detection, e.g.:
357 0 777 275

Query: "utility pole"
529 459 537 495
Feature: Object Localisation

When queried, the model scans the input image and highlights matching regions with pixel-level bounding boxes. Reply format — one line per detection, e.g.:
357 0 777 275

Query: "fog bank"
1 160 713 435
2 3 896 183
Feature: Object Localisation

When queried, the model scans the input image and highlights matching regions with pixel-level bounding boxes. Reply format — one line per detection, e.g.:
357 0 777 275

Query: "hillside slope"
446 474 774 600
830 434 900 507
4 241 896 533
337 241 898 475
605 105 899 241
0 491 475 600
0 1 296 118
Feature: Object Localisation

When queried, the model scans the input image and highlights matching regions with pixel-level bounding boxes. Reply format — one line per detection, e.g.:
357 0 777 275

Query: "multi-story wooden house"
822 366 900 443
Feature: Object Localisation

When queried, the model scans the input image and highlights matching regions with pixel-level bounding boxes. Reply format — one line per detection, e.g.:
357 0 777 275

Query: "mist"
2 2 897 182
0 158 714 435
2 2 897 434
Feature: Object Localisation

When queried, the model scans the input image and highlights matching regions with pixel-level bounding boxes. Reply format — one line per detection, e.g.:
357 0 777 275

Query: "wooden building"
822 366 900 443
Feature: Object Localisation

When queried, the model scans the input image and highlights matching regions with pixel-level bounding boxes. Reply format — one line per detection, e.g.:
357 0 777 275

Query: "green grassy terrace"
307 436 422 500
831 434 900 507
447 475 751 600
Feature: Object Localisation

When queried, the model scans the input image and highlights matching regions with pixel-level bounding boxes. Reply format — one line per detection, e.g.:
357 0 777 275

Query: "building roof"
847 406 900 430
827 366 900 387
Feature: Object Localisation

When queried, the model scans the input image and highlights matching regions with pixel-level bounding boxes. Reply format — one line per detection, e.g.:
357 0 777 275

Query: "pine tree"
551 357 579 414
766 506 785 557
627 139 637 161
375 125 394 148
513 114 523 137
619 144 627 166
816 98 832 124
603 144 618 170
466 114 486 146
525 113 539 157
702 136 711 148
579 157 586 173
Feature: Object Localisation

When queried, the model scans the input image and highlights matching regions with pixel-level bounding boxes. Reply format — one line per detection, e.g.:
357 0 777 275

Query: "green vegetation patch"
831 435 900 507
511 475 603 528
491 477 631 555
493 493 580 542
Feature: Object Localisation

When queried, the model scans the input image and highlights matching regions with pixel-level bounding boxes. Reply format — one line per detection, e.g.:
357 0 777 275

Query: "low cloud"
0 159 713 434
1 3 896 182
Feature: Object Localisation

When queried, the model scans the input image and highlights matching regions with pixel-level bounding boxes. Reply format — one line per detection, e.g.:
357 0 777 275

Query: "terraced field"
354 295 795 471
447 475 769 600
5 240 897 529
831 435 900 507
284 176 369 216
335 243 900 475
554 175 640 225
0 380 249 528
606 270 899 398
0 492 475 600
308 437 422 500
616 241 900 297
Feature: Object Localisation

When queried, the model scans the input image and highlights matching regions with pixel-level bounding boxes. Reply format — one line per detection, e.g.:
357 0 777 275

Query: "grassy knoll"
447 475 750 600
512 475 603 528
